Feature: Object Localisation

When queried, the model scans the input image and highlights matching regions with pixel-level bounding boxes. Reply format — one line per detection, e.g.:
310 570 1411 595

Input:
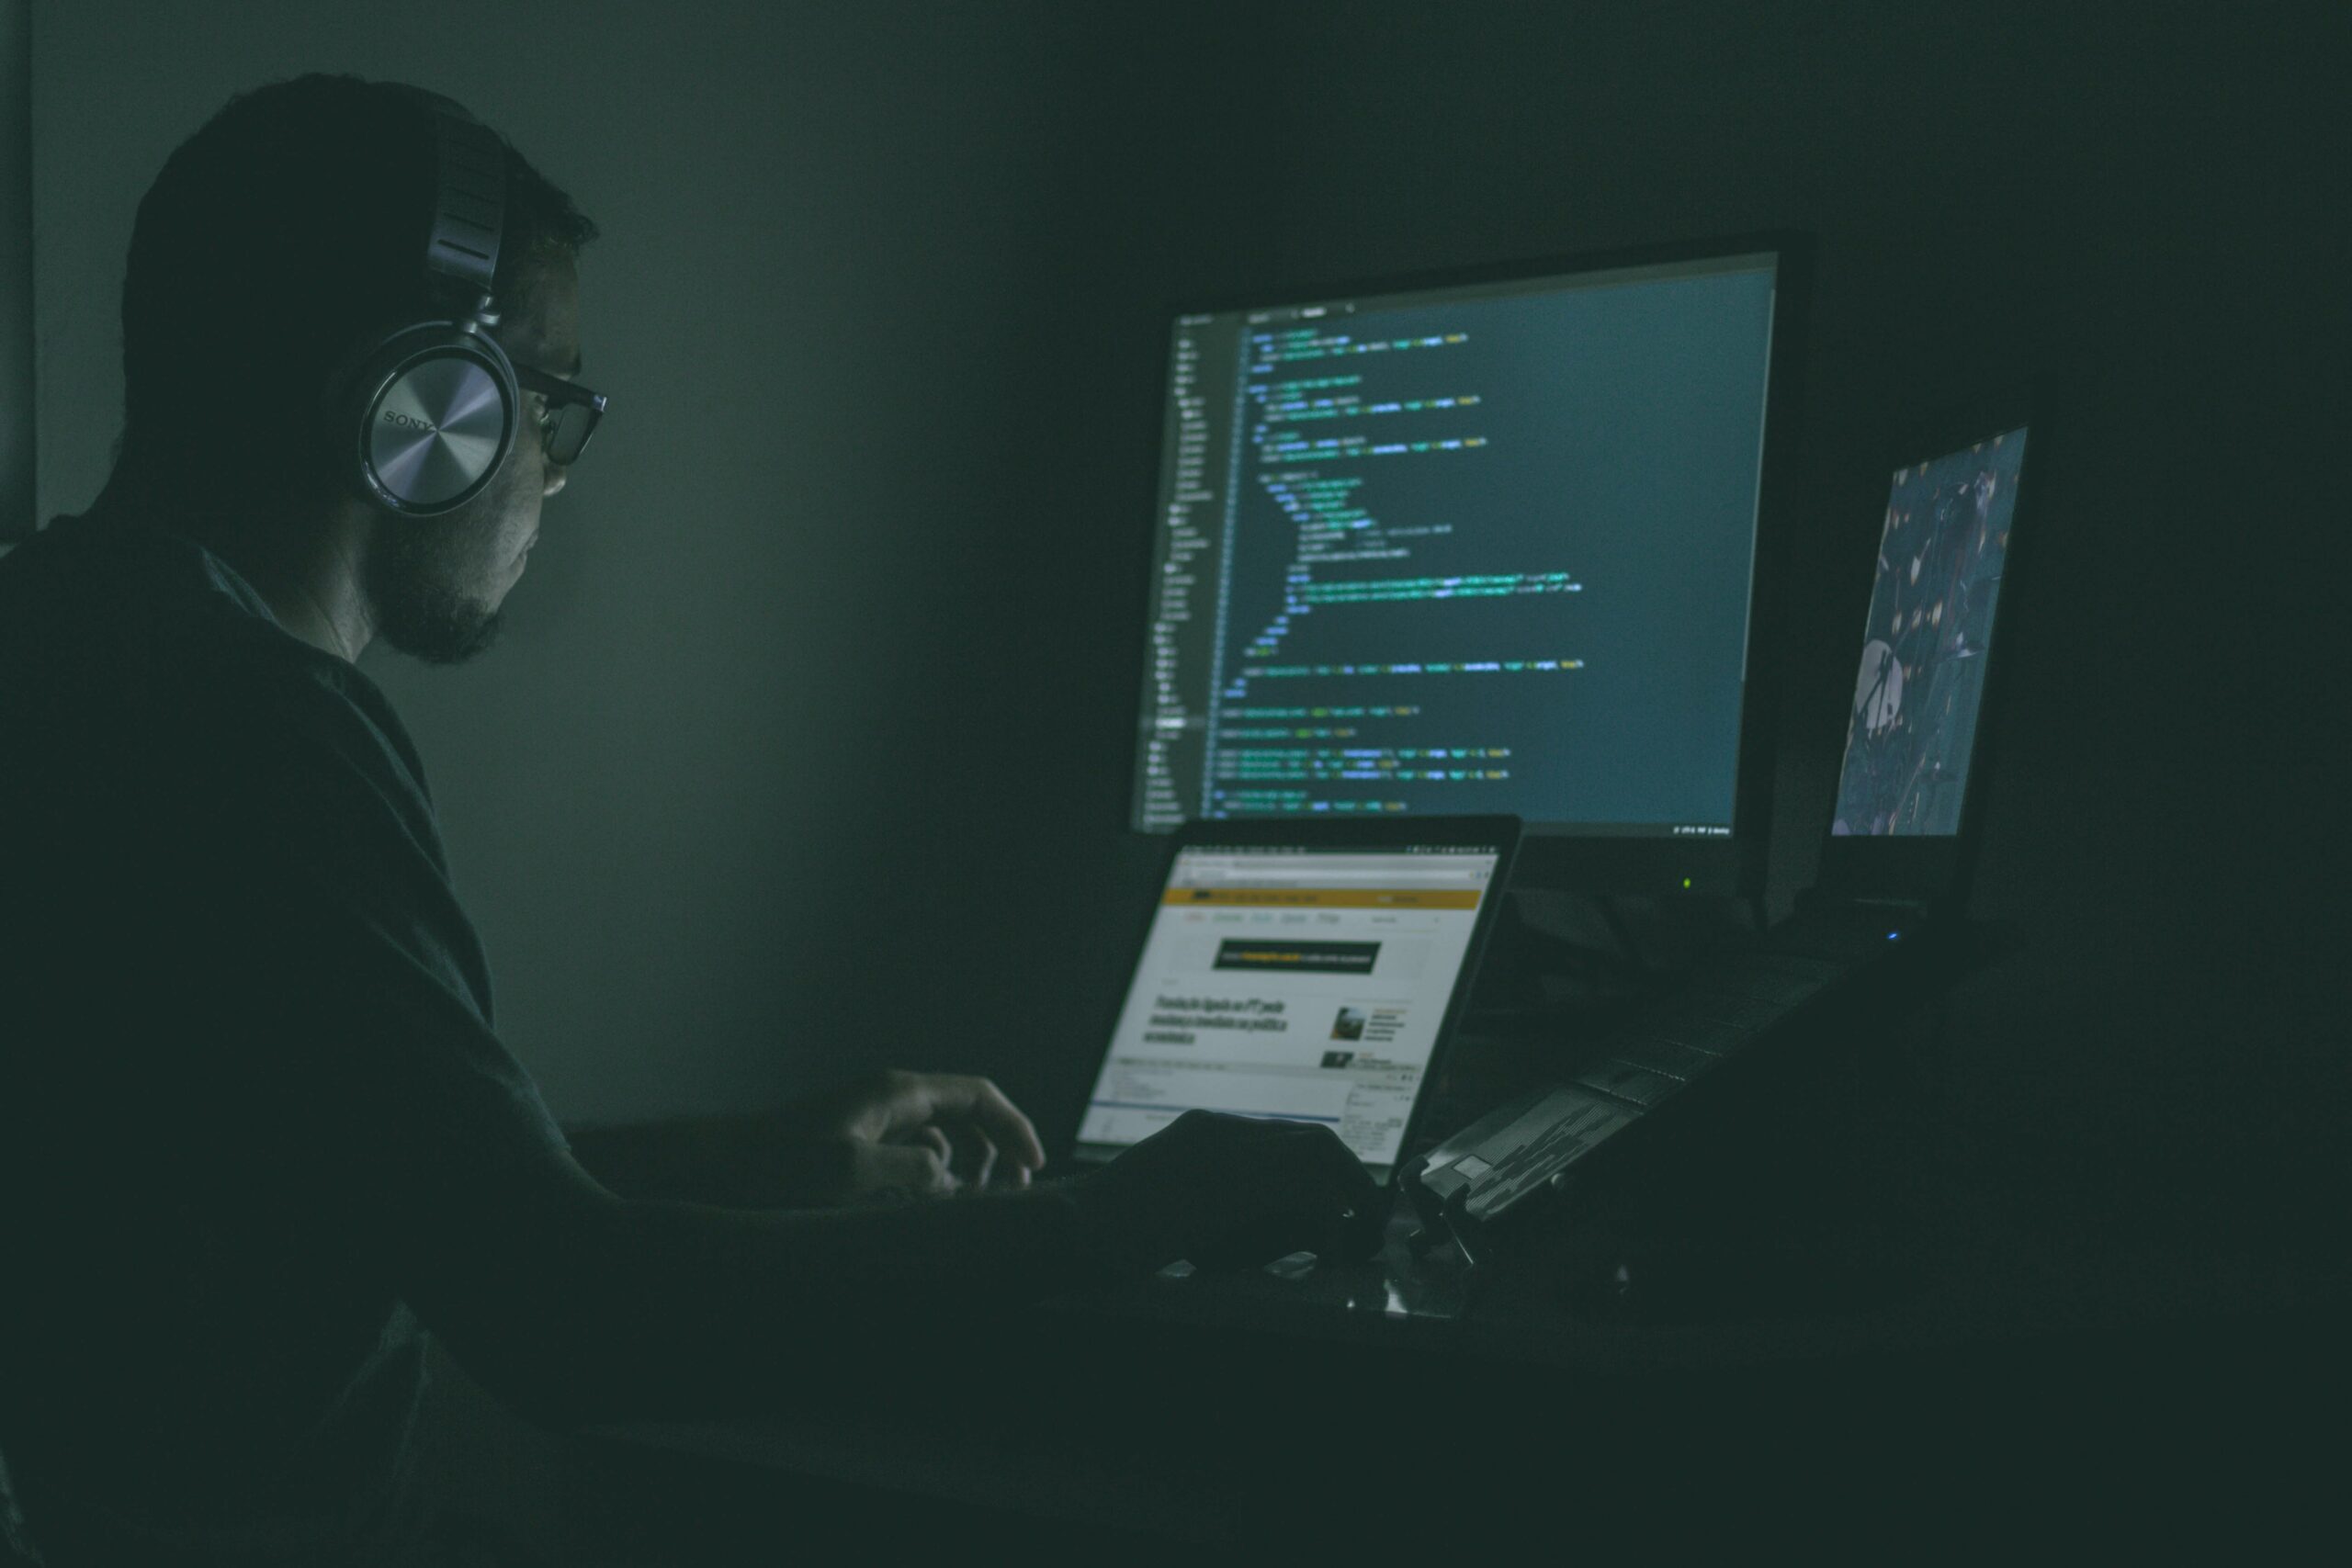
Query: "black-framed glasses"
513 363 608 466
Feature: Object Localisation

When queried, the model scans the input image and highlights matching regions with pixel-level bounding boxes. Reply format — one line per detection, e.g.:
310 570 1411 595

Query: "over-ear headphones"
321 93 518 517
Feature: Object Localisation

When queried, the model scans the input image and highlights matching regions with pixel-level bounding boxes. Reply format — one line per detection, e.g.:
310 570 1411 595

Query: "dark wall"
30 3 2347 1176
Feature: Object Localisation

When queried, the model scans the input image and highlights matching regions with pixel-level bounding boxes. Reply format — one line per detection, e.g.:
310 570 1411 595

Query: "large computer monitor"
1129 234 1807 895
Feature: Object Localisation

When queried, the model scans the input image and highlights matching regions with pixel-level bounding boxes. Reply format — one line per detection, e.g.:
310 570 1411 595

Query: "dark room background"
17 1 2346 1202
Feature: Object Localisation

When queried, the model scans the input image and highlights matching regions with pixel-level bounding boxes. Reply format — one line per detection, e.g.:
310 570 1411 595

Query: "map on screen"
1831 427 2026 838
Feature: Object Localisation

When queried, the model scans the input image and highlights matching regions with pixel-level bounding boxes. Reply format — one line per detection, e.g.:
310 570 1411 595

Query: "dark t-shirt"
0 512 572 1565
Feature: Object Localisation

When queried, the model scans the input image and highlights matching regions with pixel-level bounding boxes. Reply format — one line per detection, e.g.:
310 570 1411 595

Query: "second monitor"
1132 236 1806 894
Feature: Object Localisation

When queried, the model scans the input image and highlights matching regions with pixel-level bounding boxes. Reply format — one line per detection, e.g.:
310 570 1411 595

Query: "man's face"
365 252 581 665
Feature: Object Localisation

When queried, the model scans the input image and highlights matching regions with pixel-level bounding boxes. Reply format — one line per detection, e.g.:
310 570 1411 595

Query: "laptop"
1408 404 2041 1232
1069 815 1521 1195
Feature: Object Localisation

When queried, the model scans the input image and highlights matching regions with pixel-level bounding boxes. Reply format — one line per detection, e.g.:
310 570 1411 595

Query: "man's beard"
363 517 504 666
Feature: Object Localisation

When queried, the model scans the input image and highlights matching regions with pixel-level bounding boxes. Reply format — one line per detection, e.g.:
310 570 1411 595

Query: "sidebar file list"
1133 316 1244 830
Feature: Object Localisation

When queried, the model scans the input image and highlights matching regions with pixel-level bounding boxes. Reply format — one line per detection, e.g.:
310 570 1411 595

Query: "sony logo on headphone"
382 410 439 433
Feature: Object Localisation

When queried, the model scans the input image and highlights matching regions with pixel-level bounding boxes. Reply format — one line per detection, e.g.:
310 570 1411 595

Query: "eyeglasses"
512 362 608 467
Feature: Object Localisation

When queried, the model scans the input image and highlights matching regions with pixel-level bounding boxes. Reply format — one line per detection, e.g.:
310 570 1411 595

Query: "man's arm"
192 659 1374 1430
406 1111 1382 1430
560 1111 796 1208
407 1162 1093 1428
562 1070 1048 1208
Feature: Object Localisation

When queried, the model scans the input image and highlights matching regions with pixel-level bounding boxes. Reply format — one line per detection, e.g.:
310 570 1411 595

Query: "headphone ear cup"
328 321 519 517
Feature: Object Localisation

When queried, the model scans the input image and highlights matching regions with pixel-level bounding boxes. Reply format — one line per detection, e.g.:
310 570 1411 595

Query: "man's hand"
781 1069 1048 1205
1068 1109 1386 1277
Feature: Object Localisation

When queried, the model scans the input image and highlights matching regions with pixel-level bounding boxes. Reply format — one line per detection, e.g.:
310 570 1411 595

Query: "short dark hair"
113 73 597 521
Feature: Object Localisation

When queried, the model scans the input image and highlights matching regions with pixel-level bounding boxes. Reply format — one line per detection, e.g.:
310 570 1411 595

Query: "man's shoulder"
3 514 434 832
175 635 448 881
206 630 423 786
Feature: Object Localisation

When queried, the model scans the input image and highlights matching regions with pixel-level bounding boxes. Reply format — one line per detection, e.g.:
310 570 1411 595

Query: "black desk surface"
567 1088 2349 1555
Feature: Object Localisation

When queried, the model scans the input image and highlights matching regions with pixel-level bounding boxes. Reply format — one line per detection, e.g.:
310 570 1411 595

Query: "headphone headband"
421 97 505 315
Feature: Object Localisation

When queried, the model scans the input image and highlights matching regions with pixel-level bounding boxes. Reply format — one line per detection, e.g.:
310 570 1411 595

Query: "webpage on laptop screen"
1080 847 1498 1168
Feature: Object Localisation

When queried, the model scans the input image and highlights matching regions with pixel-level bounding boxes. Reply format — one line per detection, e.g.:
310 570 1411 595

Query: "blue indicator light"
1886 931 1901 942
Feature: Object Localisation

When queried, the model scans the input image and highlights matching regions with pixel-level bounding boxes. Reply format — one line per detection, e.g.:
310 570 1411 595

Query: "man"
0 74 1378 1566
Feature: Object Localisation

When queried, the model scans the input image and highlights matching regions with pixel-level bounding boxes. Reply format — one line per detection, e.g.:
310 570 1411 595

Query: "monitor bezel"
1125 229 1814 898
1813 382 2052 912
1071 813 1523 1189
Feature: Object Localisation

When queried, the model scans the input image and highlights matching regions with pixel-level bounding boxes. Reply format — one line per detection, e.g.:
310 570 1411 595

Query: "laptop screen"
1077 842 1502 1172
1832 426 2026 838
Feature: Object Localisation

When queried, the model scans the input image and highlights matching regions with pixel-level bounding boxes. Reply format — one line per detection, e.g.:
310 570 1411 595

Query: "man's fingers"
854 1140 959 1200
845 1072 1047 1176
950 1124 999 1190
944 1077 1046 1175
835 1069 932 1143
920 1122 1010 1192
